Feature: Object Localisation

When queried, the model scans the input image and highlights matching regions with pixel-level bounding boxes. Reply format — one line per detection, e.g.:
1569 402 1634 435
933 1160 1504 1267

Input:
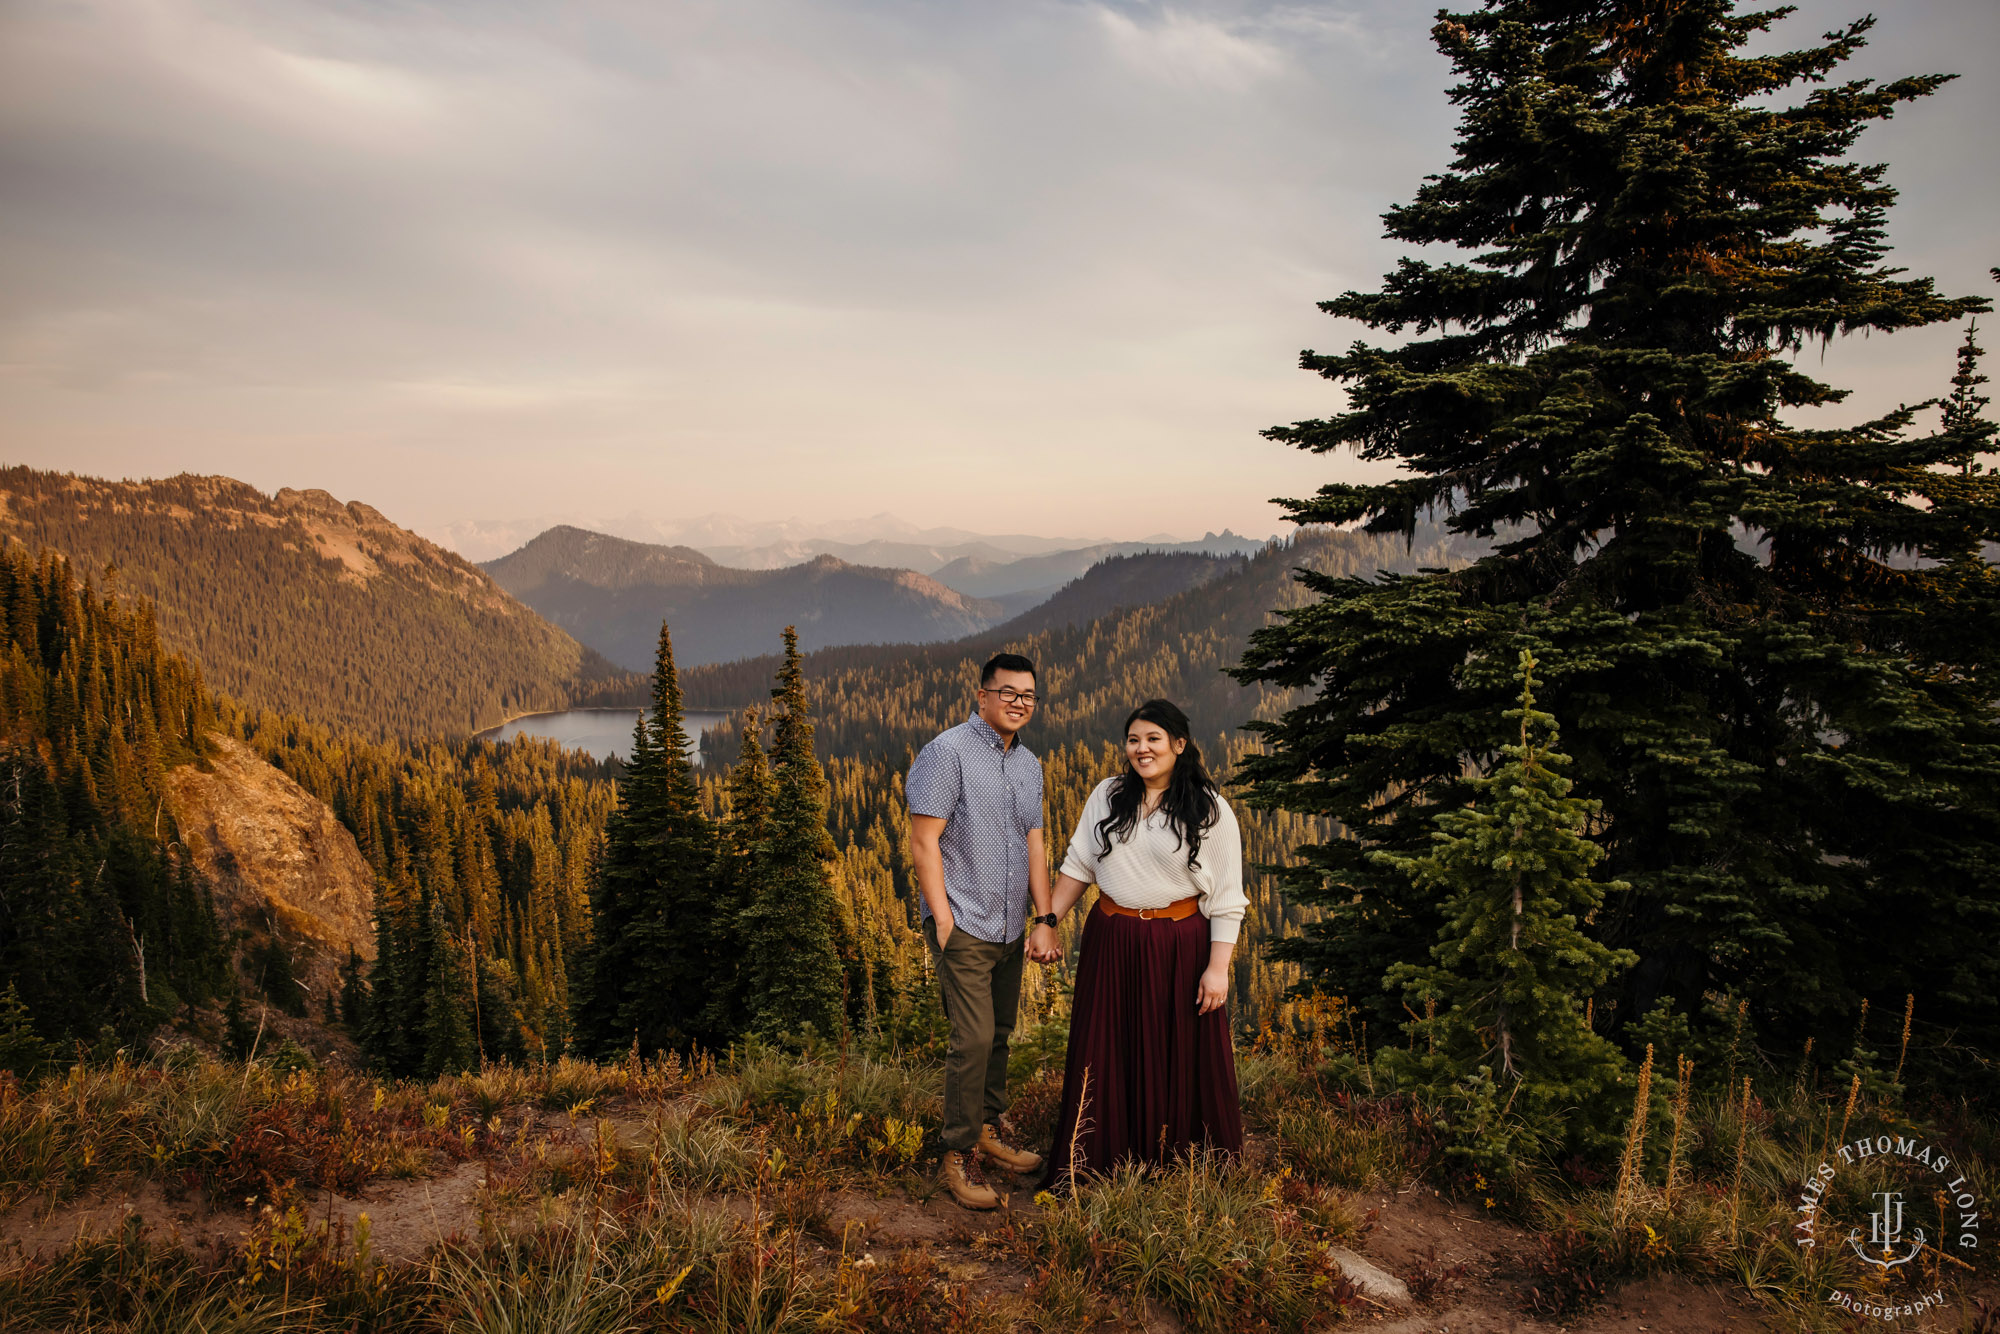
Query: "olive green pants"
924 918 1024 1153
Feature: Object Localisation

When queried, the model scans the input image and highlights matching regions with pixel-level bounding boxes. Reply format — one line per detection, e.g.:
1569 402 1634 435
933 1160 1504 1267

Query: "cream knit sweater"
1059 776 1248 944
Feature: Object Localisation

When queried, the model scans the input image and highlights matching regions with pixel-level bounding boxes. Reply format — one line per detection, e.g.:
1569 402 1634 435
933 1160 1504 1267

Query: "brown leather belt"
1095 894 1200 922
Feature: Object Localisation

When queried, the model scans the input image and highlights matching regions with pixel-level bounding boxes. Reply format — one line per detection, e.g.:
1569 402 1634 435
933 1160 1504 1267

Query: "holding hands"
1026 871 1092 964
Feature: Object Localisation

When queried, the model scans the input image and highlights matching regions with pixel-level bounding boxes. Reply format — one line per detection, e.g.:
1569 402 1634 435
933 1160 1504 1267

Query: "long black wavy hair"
1094 699 1221 871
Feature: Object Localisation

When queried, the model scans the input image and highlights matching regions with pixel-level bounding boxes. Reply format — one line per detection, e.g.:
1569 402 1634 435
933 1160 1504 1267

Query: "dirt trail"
0 1145 1916 1332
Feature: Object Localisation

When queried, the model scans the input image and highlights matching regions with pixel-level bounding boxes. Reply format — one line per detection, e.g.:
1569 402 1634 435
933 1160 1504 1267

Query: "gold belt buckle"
1138 906 1158 920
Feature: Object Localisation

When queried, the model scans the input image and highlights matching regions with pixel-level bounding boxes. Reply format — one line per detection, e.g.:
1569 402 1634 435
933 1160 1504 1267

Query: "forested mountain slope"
484 526 1017 670
991 550 1250 638
684 522 1483 762
0 468 640 737
930 531 1265 599
0 546 231 1051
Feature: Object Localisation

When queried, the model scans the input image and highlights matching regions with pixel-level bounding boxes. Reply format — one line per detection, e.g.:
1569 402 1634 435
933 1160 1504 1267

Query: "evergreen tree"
339 946 370 1033
362 848 421 1076
740 628 846 1041
570 624 717 1055
250 936 305 1017
222 986 258 1060
701 707 774 1041
419 890 478 1076
1234 3 2000 1070
1378 651 1636 1154
476 955 528 1065
0 983 56 1082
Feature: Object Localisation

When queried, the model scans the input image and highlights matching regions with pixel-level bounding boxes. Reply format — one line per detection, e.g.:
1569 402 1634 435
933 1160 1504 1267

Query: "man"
906 651 1057 1209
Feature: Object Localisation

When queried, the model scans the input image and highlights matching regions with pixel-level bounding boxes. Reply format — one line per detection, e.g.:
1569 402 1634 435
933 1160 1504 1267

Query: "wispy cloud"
0 0 1991 543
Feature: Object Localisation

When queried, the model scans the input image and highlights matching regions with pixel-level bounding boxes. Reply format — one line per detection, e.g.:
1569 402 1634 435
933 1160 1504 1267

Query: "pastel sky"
2 0 1995 549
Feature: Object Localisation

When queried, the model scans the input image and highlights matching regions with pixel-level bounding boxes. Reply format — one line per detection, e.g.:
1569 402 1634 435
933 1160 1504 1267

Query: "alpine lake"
476 708 732 764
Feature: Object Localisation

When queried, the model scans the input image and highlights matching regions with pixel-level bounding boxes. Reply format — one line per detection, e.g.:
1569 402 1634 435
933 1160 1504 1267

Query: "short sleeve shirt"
904 713 1044 944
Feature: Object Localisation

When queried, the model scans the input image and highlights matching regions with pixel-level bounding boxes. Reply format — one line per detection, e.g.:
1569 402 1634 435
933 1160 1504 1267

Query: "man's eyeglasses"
982 686 1040 708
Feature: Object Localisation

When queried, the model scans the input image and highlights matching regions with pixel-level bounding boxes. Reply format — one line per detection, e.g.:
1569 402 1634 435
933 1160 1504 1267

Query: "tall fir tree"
419 888 478 1076
362 846 422 1076
339 945 370 1033
701 707 774 1041
740 628 846 1041
0 983 56 1082
1377 651 1636 1154
1234 2 2000 1073
570 624 717 1056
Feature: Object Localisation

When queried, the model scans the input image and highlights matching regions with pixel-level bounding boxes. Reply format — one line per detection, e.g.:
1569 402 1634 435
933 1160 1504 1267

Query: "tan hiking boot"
940 1150 999 1210
978 1122 1044 1174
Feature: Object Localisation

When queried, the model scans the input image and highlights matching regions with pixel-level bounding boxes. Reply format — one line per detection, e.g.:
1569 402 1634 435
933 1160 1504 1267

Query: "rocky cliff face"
166 736 376 1006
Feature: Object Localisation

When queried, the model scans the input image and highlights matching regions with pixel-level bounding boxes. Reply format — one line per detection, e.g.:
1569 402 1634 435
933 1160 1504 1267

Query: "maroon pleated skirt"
1037 901 1244 1190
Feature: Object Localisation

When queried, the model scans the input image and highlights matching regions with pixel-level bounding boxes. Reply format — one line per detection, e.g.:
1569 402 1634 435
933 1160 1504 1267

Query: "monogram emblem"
1847 1190 1925 1270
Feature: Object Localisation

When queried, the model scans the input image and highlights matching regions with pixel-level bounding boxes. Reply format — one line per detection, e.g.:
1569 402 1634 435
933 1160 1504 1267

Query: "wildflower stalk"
1838 1072 1862 1146
1893 994 1915 1088
1612 1044 1653 1220
1664 1055 1693 1205
1728 1075 1751 1240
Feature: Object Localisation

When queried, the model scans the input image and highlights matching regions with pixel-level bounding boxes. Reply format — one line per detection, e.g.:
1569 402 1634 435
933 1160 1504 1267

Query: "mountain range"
679 520 1491 761
436 508 1268 583
926 533 1264 599
481 526 1035 671
0 468 639 737
479 525 1273 672
3 464 1477 747
1 466 1284 735
434 511 1125 566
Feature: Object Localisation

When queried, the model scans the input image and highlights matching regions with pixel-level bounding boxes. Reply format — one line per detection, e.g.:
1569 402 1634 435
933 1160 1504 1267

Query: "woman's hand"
1195 965 1229 1015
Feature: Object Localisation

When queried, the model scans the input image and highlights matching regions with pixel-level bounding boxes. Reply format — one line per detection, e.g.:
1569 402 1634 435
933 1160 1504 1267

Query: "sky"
2 0 1996 551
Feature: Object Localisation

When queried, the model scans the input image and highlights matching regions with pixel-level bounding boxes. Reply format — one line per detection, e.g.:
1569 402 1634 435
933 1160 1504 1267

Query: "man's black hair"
981 652 1037 686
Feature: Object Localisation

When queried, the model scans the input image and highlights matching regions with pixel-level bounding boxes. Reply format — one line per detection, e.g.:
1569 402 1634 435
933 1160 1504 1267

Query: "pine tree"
701 707 774 1041
0 983 55 1082
740 628 845 1041
250 936 305 1017
339 946 370 1032
1378 651 1636 1154
223 986 258 1060
1233 4 2000 1069
570 624 717 1055
420 890 478 1075
363 848 421 1076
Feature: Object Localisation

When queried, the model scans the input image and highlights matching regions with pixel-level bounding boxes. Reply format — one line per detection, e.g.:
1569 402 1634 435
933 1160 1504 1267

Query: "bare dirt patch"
0 1177 237 1260
302 1159 489 1264
0 1160 497 1271
1356 1187 1766 1334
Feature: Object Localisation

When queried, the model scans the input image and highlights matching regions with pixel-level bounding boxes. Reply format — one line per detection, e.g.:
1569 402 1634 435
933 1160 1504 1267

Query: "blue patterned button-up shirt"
905 713 1044 945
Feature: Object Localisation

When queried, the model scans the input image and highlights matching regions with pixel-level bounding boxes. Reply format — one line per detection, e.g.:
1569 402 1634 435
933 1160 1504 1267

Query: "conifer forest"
4 3 2000 1331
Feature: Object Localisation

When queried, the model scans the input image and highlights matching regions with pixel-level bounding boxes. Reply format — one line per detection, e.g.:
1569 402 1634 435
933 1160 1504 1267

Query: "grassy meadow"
1 1002 1994 1333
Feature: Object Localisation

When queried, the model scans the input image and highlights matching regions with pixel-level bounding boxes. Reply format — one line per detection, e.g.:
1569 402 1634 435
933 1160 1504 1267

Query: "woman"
1032 699 1246 1188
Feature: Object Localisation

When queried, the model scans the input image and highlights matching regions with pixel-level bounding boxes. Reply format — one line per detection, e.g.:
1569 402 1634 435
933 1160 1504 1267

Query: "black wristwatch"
1032 912 1059 929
